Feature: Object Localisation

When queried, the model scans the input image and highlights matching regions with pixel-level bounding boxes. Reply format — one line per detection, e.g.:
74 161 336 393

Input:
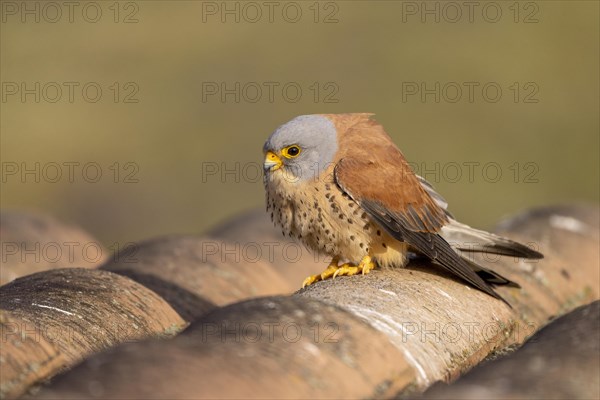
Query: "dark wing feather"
334 154 510 306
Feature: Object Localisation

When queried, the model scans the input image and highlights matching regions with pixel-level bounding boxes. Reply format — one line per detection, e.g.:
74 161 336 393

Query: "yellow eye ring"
281 145 301 159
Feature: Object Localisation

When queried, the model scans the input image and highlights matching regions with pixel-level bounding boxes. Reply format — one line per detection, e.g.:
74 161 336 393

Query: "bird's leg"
302 257 340 288
333 255 377 279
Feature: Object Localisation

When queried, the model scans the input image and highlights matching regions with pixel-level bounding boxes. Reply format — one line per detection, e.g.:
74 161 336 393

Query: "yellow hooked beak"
264 151 283 172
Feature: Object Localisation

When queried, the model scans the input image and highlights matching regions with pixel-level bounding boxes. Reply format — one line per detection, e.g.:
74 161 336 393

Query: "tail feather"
441 219 544 259
458 253 521 288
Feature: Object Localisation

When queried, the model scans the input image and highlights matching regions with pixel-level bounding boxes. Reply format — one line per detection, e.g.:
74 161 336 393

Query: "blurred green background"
1 1 598 245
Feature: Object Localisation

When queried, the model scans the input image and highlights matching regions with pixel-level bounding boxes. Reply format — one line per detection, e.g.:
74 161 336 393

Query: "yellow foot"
302 257 340 288
302 256 376 288
333 256 376 278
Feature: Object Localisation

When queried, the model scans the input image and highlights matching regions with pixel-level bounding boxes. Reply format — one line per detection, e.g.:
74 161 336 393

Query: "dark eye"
283 145 301 158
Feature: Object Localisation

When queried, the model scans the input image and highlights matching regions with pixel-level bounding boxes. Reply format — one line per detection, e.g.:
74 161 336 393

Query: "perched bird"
262 114 543 305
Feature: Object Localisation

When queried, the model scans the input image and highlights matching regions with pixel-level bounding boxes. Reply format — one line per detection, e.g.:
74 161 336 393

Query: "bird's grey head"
263 115 338 182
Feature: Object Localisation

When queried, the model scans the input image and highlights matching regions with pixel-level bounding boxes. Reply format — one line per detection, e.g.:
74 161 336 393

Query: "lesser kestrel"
262 114 542 304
